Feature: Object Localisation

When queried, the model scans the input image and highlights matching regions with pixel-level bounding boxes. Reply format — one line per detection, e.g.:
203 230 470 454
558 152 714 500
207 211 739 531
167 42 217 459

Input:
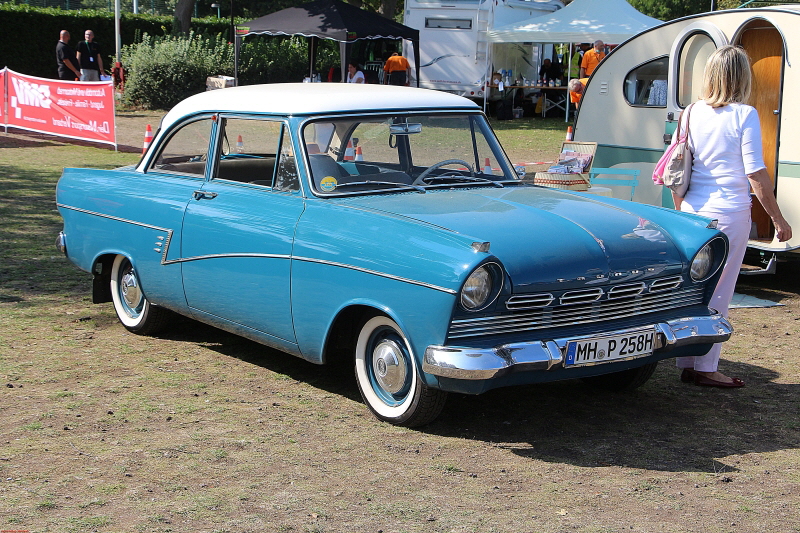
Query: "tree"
175 0 195 34
628 0 713 21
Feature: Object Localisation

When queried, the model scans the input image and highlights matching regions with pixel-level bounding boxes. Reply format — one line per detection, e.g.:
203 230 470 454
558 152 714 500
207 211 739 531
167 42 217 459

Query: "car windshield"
302 113 518 195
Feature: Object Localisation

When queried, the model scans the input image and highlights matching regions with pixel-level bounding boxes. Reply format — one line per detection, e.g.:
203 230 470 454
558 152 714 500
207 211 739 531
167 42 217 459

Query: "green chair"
588 167 640 200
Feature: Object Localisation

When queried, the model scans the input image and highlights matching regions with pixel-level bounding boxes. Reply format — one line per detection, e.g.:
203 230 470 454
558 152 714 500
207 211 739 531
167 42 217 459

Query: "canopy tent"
487 0 662 44
235 0 420 85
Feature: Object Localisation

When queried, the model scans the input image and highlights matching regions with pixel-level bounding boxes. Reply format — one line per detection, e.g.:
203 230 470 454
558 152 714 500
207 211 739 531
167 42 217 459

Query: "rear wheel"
110 255 170 335
582 362 658 391
354 315 447 427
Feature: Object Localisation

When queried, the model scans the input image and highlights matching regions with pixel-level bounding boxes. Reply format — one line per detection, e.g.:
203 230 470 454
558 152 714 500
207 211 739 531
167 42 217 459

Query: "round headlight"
461 266 492 310
690 243 714 281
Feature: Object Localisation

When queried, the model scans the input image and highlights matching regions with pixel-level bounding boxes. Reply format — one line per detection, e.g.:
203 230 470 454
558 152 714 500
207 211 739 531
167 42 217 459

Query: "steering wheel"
413 159 475 185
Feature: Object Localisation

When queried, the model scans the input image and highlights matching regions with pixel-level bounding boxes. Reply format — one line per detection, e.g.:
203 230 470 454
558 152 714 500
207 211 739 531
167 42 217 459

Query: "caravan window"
623 57 668 107
426 18 472 29
678 33 716 107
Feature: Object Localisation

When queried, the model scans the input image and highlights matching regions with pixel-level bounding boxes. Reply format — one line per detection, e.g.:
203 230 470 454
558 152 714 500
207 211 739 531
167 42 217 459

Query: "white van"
573 6 800 267
403 0 563 98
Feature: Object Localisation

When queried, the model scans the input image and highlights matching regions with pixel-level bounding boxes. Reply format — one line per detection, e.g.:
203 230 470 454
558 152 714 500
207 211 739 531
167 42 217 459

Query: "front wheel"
581 362 658 391
354 316 447 427
110 255 170 335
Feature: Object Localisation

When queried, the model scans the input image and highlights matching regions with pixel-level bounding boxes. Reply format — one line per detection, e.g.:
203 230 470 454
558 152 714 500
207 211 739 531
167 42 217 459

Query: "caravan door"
737 19 784 247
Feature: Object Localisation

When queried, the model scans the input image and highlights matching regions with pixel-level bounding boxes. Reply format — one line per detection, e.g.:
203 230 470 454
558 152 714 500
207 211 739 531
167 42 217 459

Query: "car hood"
341 186 686 292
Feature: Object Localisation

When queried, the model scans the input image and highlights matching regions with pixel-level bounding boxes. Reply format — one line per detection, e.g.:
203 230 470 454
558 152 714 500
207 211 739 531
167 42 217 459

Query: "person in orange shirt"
383 52 411 86
568 77 589 106
580 40 605 78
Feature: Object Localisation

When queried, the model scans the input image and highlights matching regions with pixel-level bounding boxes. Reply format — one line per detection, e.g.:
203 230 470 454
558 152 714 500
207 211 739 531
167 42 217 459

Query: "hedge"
0 3 232 79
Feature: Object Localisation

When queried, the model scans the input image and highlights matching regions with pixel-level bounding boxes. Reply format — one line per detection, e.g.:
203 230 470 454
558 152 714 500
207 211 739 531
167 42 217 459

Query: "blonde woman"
675 45 791 387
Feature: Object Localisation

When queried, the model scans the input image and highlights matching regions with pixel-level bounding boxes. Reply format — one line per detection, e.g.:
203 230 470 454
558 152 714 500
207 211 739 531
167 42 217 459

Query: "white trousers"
676 208 751 372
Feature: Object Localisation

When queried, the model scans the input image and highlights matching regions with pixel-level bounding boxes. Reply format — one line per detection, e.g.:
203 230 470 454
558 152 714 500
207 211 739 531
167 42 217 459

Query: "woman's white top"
347 70 365 83
682 100 765 214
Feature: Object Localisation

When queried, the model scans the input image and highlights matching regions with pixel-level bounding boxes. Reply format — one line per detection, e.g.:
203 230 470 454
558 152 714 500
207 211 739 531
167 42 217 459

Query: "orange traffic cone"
236 134 244 153
483 157 493 175
142 124 153 155
344 141 355 161
354 146 364 161
566 126 573 141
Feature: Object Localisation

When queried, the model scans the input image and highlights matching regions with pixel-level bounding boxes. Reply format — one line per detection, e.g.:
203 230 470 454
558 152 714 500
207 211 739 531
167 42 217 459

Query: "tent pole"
565 42 572 122
308 36 318 79
340 41 347 82
234 34 240 86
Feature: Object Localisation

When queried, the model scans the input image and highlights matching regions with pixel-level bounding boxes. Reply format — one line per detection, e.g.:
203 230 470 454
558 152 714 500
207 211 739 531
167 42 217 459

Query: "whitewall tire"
354 315 447 427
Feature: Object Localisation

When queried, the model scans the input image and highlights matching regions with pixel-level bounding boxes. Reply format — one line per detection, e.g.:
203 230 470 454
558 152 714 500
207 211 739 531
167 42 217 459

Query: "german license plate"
565 329 655 367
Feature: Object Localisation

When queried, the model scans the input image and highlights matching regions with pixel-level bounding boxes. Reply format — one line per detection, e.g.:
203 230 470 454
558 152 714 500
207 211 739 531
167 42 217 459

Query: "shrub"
121 32 340 109
121 32 234 109
237 36 339 86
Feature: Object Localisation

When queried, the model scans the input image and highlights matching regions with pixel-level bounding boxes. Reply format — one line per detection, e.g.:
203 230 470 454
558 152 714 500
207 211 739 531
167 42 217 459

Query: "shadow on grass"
139 304 799 475
488 116 569 132
0 161 87 298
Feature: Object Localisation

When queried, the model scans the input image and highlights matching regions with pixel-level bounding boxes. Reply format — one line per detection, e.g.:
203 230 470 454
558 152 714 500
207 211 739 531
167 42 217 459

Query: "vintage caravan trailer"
574 6 800 265
402 0 563 98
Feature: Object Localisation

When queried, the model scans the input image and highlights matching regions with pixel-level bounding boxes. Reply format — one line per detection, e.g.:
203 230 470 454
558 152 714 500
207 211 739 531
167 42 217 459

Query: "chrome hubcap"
120 269 142 309
372 339 407 394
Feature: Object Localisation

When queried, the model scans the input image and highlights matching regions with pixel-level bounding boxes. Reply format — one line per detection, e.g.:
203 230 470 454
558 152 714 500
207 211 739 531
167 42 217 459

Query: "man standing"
76 30 104 81
580 40 605 78
56 30 81 81
383 52 411 86
568 43 591 79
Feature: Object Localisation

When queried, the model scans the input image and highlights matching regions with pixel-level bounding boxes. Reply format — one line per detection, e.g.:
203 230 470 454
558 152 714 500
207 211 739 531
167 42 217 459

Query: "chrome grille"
448 284 704 340
608 282 646 299
649 275 683 292
506 293 554 310
560 288 603 305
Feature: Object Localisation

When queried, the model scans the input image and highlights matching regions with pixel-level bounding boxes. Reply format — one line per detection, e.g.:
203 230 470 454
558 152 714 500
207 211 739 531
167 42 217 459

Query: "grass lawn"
1 119 799 533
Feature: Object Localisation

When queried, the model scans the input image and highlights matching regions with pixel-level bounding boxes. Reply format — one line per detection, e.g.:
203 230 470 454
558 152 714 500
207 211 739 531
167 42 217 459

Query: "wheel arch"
320 302 411 365
91 252 121 304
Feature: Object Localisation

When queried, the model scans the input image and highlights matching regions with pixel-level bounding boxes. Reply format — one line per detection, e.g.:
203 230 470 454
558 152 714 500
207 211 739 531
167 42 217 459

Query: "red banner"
3 68 116 147
1 69 5 124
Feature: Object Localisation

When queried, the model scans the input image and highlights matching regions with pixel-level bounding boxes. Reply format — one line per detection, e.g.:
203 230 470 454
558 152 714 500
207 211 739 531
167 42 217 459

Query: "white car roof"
160 83 480 131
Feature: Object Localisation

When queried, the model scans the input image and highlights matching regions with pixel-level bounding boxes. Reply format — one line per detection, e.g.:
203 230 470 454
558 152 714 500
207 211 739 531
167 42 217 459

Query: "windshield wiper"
330 180 427 193
422 175 505 188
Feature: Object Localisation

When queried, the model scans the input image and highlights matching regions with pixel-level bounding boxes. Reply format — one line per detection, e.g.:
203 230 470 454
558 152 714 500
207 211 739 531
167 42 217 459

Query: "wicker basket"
533 172 591 191
533 141 597 191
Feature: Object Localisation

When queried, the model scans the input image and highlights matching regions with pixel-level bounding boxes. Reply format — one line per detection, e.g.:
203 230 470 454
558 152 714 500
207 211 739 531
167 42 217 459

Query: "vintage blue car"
56 83 732 426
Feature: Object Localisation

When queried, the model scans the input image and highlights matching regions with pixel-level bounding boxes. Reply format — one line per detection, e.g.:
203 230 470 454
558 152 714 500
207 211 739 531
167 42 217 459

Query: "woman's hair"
348 61 359 69
701 45 752 107
568 78 583 92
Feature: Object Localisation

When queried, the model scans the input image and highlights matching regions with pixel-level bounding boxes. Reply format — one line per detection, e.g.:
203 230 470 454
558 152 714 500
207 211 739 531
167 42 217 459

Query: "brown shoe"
680 368 697 383
694 373 745 388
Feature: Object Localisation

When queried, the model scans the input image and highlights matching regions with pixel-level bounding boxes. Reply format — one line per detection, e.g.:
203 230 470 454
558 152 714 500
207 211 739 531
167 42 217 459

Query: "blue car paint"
181 181 305 344
290 196 489 365
56 167 199 312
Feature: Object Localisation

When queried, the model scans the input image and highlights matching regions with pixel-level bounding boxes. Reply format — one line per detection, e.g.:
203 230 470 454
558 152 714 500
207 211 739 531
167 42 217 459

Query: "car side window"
149 118 213 176
214 117 283 187
275 127 300 192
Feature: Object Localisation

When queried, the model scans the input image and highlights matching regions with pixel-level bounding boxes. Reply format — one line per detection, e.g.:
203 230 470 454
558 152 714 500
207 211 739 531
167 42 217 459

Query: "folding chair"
588 167 640 200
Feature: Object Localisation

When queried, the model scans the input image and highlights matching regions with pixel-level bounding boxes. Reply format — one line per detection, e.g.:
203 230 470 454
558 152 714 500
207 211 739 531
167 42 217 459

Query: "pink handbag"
652 103 694 198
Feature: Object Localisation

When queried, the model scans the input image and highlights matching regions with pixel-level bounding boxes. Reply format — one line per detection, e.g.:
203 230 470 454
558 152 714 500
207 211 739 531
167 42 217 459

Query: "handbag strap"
676 102 694 147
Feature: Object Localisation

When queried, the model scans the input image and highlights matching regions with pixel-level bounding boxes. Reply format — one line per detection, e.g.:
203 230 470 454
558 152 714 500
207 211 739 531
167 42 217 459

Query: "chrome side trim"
58 203 176 265
57 203 457 295
292 256 457 294
423 312 733 380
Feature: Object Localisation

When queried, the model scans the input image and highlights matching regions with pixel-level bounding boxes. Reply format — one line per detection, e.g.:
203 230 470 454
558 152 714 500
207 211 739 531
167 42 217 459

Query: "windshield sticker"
320 176 338 192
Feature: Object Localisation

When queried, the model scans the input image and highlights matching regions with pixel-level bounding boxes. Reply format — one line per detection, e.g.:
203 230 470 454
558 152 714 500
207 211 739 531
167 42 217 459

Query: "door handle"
193 190 218 200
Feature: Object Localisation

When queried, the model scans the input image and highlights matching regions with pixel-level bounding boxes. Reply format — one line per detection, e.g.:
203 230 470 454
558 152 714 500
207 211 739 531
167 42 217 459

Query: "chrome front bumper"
422 312 733 380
